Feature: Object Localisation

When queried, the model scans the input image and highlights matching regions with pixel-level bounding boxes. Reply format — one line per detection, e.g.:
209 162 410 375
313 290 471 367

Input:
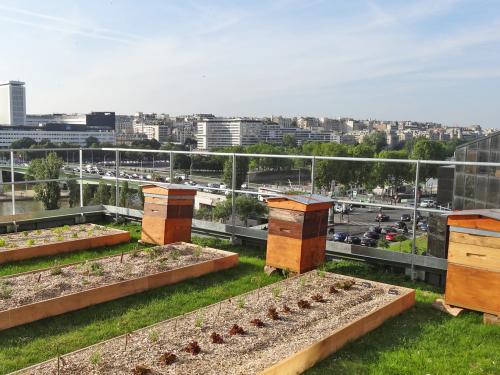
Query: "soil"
0 224 121 252
16 272 412 375
0 243 225 312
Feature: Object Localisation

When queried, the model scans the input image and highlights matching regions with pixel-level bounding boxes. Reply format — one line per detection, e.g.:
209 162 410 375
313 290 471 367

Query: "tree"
66 176 80 208
119 181 131 207
283 134 297 148
212 199 232 223
82 184 96 206
137 185 145 207
194 207 212 221
85 136 99 148
109 184 117 206
362 131 387 153
409 138 447 180
223 153 249 189
10 137 37 149
93 181 111 205
27 152 63 210
235 195 267 227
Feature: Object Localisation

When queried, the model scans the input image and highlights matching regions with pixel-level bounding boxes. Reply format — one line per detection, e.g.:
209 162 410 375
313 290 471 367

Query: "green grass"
0 223 148 277
0 223 499 375
388 235 428 255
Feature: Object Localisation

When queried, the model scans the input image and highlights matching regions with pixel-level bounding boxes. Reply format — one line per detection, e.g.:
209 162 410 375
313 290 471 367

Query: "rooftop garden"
0 222 498 374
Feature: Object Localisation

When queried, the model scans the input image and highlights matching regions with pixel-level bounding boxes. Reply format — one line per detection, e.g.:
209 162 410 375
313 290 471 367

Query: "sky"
1 0 500 128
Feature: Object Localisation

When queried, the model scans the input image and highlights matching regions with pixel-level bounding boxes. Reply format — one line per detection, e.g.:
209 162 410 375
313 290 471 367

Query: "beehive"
445 209 500 315
265 194 333 274
141 184 197 245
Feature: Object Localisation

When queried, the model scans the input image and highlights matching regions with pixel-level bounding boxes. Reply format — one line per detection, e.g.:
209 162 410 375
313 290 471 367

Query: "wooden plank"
259 289 415 375
448 216 500 232
268 207 305 224
300 236 326 272
266 234 302 272
0 247 239 331
0 230 130 265
448 241 500 271
445 263 500 315
449 231 500 248
483 313 500 325
268 220 304 239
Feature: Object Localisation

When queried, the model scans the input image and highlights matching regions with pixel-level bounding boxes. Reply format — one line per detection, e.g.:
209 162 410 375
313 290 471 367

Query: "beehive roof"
266 194 333 211
141 183 197 197
447 209 500 232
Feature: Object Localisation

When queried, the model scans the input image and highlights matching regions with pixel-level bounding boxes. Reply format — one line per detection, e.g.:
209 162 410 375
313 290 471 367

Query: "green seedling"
194 315 204 329
90 262 104 276
23 231 29 237
56 236 64 242
170 249 181 260
272 287 281 299
0 239 6 247
236 296 245 309
50 261 63 276
26 239 35 246
0 281 12 299
89 350 102 366
148 329 160 343
72 232 78 239
193 245 202 258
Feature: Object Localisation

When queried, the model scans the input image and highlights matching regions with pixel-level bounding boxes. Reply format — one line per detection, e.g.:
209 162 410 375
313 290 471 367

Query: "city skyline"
1 0 500 128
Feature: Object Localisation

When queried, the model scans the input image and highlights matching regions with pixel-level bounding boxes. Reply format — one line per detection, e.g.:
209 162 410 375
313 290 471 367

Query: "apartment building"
196 118 263 149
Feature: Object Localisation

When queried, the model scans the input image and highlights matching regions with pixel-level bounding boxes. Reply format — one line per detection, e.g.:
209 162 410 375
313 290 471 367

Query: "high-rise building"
196 118 262 149
0 81 26 126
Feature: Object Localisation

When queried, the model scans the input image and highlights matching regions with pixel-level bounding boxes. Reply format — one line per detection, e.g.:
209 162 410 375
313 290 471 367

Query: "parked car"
345 235 361 245
333 232 349 242
360 237 377 247
363 231 380 240
381 226 398 234
369 226 382 234
375 213 390 222
385 233 396 241
393 221 408 230
400 214 411 222
419 222 429 232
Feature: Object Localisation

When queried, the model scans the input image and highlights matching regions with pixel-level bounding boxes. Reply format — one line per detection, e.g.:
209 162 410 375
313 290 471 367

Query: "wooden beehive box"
445 209 500 315
140 184 197 245
265 194 333 274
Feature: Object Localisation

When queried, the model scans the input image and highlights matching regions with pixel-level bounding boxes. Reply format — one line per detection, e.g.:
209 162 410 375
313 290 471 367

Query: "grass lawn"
0 223 498 374
387 235 428 255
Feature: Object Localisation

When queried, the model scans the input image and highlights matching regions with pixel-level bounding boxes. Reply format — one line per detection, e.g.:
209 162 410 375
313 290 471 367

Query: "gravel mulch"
0 243 226 312
0 224 122 252
16 271 412 375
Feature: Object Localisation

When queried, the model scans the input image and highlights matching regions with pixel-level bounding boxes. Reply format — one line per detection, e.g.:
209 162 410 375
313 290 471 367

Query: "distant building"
196 118 263 149
86 112 115 131
0 125 115 147
0 81 26 126
132 112 172 142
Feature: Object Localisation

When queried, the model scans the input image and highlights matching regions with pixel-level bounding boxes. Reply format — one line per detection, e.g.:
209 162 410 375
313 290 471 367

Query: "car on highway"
400 214 411 222
363 231 380 240
345 235 361 245
360 237 377 247
375 213 390 222
385 233 396 241
333 232 349 242
420 199 435 208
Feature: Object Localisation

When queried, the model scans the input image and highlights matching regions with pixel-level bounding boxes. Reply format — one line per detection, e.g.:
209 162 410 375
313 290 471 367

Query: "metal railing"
1 146 499 280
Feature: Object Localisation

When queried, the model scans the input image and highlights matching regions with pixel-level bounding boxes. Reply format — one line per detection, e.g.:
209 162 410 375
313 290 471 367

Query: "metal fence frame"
2 146 500 280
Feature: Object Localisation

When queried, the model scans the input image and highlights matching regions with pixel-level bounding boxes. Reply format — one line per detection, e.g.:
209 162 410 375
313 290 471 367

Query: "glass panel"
454 172 465 196
477 151 489 174
487 177 500 207
464 174 476 199
464 198 475 209
455 148 466 173
475 175 488 203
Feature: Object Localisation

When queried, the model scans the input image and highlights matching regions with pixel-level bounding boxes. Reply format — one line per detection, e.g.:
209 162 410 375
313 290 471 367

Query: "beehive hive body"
266 195 332 273
141 185 197 245
445 210 500 315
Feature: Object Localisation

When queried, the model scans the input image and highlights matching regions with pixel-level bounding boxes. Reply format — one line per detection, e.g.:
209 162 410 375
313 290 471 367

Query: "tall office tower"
0 81 26 126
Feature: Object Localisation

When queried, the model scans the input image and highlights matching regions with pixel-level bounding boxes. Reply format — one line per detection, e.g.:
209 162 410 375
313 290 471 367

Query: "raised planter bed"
0 224 130 264
13 271 414 374
0 243 239 331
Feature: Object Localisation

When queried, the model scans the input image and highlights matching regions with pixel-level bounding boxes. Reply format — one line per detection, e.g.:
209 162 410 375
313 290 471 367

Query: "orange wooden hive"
141 184 197 245
445 209 500 315
265 194 333 274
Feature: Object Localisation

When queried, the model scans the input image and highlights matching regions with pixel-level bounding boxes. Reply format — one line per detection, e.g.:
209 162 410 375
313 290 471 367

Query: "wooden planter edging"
0 226 131 264
259 288 415 375
0 247 239 331
11 272 414 375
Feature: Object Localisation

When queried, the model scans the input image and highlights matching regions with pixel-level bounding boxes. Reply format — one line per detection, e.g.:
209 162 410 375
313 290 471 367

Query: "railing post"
79 149 84 211
310 156 316 194
115 149 120 219
231 153 236 244
169 151 174 183
10 149 16 232
410 160 420 281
